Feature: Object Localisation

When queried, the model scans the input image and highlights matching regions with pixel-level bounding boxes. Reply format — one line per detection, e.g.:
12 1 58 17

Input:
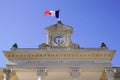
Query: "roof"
45 21 73 33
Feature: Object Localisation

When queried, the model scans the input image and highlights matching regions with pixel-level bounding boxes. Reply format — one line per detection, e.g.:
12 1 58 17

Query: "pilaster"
37 68 46 80
10 70 19 80
70 67 80 80
105 67 115 80
3 69 11 80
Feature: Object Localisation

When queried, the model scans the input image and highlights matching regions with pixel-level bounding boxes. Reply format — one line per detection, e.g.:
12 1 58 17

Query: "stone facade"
1 21 120 80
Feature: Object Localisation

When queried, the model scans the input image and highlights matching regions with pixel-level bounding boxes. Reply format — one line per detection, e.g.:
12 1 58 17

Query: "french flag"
44 10 59 18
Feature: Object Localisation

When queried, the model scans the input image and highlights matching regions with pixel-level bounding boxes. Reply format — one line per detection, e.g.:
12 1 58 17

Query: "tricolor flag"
44 10 60 18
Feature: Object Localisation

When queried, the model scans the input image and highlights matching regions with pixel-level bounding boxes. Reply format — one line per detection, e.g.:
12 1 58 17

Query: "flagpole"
57 18 61 21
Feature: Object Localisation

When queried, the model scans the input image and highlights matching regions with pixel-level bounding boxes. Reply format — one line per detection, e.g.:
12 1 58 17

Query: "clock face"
54 36 64 44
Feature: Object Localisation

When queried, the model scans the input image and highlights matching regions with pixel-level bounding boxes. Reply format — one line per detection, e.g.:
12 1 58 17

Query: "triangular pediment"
46 21 73 33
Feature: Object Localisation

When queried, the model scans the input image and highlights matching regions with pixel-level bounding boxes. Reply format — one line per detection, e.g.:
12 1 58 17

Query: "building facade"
0 21 120 80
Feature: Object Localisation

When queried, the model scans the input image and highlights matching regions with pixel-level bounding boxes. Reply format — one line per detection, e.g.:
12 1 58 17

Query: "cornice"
4 52 114 60
3 48 116 53
3 48 116 61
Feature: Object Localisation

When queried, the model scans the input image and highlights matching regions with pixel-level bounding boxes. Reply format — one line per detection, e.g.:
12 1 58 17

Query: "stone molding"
39 42 79 49
4 51 114 60
45 22 73 34
11 60 95 65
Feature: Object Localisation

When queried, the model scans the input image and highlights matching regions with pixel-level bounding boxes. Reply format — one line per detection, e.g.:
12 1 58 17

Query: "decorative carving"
105 67 115 80
11 43 18 50
10 70 19 80
114 67 120 78
45 22 73 34
114 72 120 78
68 42 80 49
3 69 11 80
101 43 107 49
70 68 80 80
39 42 80 49
105 67 115 73
11 60 94 65
37 69 46 80
39 43 50 49
5 52 114 60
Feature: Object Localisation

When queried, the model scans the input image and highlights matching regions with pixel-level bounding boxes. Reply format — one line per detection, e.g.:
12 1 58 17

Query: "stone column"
70 67 80 80
37 69 45 80
105 68 115 80
3 69 11 80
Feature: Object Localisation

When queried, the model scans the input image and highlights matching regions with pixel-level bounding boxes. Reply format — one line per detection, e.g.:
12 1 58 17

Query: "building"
0 21 120 80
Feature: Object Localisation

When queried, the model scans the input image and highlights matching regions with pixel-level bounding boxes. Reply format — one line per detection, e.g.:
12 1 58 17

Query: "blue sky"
0 0 120 67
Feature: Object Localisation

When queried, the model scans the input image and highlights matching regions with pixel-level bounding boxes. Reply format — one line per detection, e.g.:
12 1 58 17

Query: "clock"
54 36 64 44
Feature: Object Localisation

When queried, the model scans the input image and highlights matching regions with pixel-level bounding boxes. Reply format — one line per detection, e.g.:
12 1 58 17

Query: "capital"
105 67 115 74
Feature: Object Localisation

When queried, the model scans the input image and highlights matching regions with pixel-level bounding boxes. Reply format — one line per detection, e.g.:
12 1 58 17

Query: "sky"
0 0 120 67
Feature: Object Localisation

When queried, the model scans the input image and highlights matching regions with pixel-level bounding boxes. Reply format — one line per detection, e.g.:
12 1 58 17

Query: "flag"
44 10 59 18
